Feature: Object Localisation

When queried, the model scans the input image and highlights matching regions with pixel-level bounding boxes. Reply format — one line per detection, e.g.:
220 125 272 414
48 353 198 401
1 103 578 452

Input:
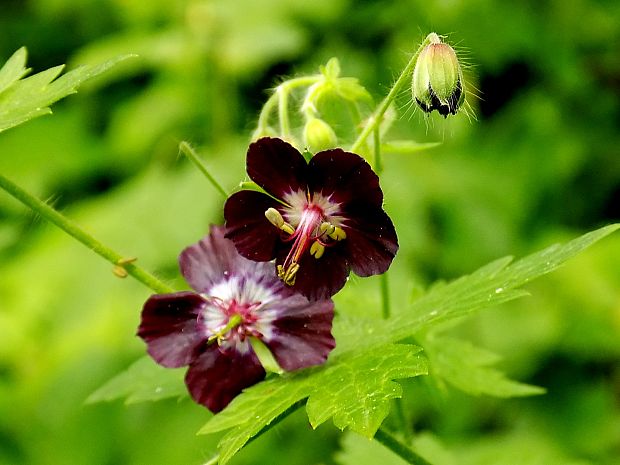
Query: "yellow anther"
265 208 295 235
328 226 347 241
319 221 336 236
310 241 325 259
277 263 300 286
280 222 295 235
265 207 284 227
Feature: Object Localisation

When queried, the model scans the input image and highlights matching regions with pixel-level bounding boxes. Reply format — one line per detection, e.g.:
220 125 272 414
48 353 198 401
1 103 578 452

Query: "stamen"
319 221 336 237
328 225 347 241
310 241 325 259
265 207 295 235
277 263 300 285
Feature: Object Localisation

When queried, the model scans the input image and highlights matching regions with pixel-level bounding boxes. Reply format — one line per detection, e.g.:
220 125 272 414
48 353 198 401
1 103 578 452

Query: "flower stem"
350 36 432 153
179 142 228 199
380 273 391 319
375 427 433 465
277 85 291 138
255 76 321 137
0 173 174 294
373 125 383 174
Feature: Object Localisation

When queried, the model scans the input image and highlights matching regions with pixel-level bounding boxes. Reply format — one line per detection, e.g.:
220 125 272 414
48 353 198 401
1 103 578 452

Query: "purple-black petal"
185 344 266 413
246 137 308 199
308 149 383 207
342 204 399 277
276 245 350 300
138 292 206 368
224 190 284 262
179 225 257 293
263 297 335 371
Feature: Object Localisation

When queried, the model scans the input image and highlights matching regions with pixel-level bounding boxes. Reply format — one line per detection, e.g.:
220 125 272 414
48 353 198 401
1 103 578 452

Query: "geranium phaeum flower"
224 137 398 300
137 226 335 413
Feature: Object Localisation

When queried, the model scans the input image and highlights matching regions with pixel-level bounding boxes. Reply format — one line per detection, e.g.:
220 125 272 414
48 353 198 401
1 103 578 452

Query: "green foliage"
421 336 544 397
1 1 619 464
0 48 134 133
200 344 427 464
86 357 185 404
87 224 617 464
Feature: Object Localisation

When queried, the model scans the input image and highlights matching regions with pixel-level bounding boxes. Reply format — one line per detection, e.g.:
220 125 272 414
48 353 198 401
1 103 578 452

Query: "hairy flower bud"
412 33 464 117
303 117 338 152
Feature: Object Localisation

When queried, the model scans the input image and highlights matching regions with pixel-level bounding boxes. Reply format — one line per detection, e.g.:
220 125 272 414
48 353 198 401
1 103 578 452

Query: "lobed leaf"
200 344 427 464
0 48 135 133
88 224 618 464
86 357 186 404
423 336 545 397
0 47 30 95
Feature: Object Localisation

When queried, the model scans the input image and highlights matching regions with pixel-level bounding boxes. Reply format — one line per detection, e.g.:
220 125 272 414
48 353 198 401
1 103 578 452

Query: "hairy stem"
179 142 228 198
0 173 174 294
350 36 432 153
277 85 291 138
256 76 321 137
375 427 433 465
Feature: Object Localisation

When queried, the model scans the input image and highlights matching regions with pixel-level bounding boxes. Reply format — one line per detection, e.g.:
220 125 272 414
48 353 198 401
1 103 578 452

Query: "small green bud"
303 117 338 152
412 33 465 117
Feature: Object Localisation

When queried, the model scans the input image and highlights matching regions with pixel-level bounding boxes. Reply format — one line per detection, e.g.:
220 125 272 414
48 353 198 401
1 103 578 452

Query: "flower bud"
412 33 464 117
303 117 338 152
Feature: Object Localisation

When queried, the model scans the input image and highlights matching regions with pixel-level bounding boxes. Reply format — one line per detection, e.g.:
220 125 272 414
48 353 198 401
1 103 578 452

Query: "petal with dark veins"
185 344 266 413
138 292 206 368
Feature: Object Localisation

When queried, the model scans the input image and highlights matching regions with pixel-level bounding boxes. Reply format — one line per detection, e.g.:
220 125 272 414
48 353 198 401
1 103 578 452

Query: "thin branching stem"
350 36 432 153
0 173 174 294
179 142 228 199
277 85 291 138
255 76 321 136
375 427 433 465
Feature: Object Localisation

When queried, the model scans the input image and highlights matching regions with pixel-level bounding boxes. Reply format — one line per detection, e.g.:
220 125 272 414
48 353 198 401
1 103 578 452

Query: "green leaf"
306 345 427 434
0 48 135 133
86 357 186 404
422 336 545 397
0 48 30 95
383 224 620 345
199 344 427 464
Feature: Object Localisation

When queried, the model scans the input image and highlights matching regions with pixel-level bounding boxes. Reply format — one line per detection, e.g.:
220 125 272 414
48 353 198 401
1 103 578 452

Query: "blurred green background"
0 0 619 464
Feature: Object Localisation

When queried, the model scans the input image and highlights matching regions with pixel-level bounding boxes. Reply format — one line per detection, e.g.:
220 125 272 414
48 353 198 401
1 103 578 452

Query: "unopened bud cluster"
412 33 465 117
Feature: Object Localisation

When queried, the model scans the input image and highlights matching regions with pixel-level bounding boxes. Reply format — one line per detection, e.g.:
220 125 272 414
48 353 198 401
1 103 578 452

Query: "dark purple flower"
137 226 335 413
224 137 398 300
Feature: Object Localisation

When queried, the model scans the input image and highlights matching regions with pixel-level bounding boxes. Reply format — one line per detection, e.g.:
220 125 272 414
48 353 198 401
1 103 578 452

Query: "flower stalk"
350 34 433 153
179 142 228 199
375 427 433 465
0 172 173 294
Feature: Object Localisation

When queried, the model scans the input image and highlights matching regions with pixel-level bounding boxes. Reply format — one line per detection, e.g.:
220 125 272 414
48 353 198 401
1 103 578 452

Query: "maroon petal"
138 292 206 368
308 149 383 207
224 190 284 262
263 297 335 371
180 224 273 293
277 245 350 300
185 344 266 413
246 137 308 199
343 204 399 277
